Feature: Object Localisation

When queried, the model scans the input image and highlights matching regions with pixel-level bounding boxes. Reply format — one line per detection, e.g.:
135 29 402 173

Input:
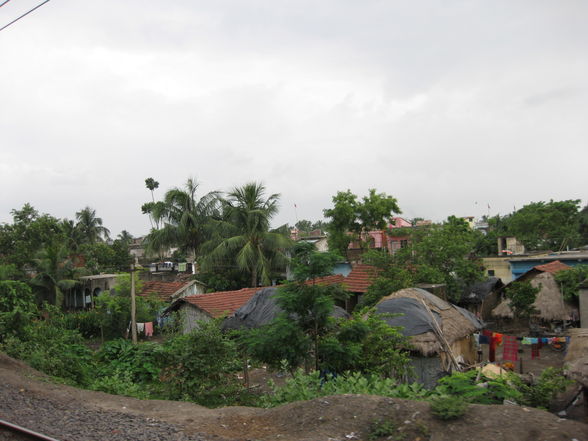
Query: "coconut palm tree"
31 241 79 307
75 207 110 244
145 178 220 262
207 182 291 287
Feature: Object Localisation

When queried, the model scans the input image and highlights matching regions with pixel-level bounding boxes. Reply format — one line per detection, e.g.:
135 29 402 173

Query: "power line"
0 0 50 33
0 0 13 8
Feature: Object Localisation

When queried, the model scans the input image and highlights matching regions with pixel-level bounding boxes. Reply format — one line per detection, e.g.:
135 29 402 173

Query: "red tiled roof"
343 264 381 293
182 287 259 318
534 260 572 274
139 281 190 302
304 274 346 286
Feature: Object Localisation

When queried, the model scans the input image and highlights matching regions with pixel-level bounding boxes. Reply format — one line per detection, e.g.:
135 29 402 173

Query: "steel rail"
0 418 61 441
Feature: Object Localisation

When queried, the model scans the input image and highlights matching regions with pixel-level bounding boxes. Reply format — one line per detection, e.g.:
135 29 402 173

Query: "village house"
164 287 260 334
376 287 484 388
492 260 579 326
137 279 207 303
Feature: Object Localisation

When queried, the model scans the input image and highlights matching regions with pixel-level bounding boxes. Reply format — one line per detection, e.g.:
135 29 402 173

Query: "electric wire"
0 0 50 33
0 0 13 8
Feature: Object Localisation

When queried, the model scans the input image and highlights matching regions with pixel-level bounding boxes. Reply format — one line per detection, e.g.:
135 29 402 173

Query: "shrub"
0 281 37 341
262 370 430 407
160 320 243 407
2 320 93 385
429 395 468 420
94 339 164 383
89 369 149 399
433 370 521 404
516 367 572 409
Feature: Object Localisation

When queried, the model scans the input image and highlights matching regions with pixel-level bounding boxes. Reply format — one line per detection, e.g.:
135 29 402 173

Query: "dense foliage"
323 189 401 255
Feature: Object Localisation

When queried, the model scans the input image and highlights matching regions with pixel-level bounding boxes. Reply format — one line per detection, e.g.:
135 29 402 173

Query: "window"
488 270 495 276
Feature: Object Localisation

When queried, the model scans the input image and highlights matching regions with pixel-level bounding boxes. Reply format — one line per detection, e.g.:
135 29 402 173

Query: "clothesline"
474 330 570 362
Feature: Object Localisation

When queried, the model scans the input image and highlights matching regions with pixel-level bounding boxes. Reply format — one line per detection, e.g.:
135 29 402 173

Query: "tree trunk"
251 268 258 288
54 286 63 310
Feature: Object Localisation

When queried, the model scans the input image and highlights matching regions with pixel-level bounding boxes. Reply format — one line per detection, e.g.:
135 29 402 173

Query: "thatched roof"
564 328 588 386
492 272 576 321
377 288 483 357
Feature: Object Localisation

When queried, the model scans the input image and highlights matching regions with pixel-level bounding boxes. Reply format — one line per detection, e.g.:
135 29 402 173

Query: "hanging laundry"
144 322 153 337
522 337 532 345
502 335 518 361
492 332 503 347
137 322 145 333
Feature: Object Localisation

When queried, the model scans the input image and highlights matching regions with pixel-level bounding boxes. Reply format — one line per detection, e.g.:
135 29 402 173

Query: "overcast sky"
1 1 587 237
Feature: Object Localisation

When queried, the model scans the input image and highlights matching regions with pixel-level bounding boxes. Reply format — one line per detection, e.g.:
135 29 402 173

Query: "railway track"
0 419 60 441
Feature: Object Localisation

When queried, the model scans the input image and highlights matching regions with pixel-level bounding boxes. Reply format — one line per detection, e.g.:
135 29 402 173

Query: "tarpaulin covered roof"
222 286 349 330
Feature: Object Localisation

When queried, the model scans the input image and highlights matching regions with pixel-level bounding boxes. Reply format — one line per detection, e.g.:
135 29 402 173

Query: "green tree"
396 216 484 301
0 280 37 340
143 177 160 230
206 182 291 287
295 219 313 234
0 204 63 276
30 241 80 307
579 205 588 246
145 178 220 262
324 189 401 255
505 281 540 320
75 206 111 244
360 250 414 307
506 200 582 251
554 265 588 301
245 247 347 372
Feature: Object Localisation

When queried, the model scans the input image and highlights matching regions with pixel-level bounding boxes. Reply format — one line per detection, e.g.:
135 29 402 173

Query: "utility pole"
130 263 138 344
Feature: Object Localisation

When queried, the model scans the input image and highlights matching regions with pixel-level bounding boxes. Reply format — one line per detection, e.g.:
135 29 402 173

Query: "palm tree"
31 241 79 307
75 207 110 244
117 230 134 244
60 219 85 252
207 182 291 287
146 178 220 262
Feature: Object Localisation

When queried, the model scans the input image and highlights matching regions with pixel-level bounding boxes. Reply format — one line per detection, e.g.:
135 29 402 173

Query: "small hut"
459 277 504 320
492 260 577 324
376 288 484 388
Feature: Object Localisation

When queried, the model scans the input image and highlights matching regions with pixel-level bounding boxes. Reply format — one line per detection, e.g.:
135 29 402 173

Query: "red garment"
492 332 503 347
502 335 518 361
144 322 153 337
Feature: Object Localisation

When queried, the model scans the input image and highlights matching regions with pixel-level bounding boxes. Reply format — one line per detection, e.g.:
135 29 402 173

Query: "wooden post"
130 264 138 345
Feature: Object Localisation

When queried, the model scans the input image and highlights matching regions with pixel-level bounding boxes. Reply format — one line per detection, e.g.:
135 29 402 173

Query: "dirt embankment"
0 353 587 441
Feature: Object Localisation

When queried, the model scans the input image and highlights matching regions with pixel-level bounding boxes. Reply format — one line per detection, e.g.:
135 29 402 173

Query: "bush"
262 370 430 407
2 320 93 385
516 367 572 409
433 370 521 404
95 339 164 383
61 310 103 339
89 369 149 399
159 320 243 407
0 281 37 341
430 395 468 420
